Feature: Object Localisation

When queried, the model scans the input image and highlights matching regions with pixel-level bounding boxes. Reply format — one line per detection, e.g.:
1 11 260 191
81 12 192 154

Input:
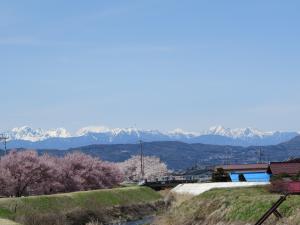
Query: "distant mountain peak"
6 126 70 142
76 126 143 137
76 126 112 136
206 125 272 138
207 125 231 136
168 128 198 137
1 125 299 149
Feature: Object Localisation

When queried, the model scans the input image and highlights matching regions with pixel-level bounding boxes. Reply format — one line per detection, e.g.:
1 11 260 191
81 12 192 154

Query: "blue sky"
1 0 300 132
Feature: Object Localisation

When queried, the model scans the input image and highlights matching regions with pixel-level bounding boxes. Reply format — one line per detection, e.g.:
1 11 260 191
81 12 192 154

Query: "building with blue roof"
215 163 270 182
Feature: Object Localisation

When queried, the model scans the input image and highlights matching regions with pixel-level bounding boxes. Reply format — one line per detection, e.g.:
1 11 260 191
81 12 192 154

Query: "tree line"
0 150 168 197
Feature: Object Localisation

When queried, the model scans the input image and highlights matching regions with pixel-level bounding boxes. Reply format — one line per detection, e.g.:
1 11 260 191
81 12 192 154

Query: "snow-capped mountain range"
8 126 71 142
1 125 299 150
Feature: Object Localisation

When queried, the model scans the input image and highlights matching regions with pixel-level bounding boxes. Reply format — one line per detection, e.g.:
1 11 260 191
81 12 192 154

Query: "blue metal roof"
229 172 270 182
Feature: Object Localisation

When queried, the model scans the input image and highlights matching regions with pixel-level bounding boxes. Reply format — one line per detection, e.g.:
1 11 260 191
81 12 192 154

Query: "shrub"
212 168 231 182
16 210 66 225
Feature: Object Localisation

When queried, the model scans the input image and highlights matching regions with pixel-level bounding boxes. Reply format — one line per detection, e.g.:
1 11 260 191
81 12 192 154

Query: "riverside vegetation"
0 150 168 225
0 150 168 197
153 186 300 225
0 186 163 225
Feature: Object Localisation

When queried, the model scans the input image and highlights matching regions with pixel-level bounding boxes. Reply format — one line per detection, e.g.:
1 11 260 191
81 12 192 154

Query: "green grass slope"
0 186 161 224
159 186 300 225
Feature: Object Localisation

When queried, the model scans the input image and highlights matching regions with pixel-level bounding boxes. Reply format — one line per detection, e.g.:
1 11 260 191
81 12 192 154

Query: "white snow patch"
76 126 111 136
168 128 199 137
171 182 269 196
7 126 70 141
205 126 272 138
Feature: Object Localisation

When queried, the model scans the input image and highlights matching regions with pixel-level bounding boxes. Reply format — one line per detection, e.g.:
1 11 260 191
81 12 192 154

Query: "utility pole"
0 134 8 155
139 140 145 180
257 147 263 163
224 147 231 165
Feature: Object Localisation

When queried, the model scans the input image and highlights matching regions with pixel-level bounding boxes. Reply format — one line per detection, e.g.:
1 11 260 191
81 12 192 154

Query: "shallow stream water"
119 216 154 225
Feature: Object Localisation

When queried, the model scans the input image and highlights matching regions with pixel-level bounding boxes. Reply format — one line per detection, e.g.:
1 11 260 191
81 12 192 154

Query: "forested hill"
1 136 300 170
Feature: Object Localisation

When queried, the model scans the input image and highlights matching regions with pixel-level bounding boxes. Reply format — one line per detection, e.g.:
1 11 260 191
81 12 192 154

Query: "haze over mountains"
2 126 299 150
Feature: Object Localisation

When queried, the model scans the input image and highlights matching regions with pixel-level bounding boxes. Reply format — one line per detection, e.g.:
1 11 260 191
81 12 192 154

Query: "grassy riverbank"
155 186 300 225
0 186 162 225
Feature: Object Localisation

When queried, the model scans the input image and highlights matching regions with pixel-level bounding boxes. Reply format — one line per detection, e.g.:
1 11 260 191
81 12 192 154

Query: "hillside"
0 186 162 225
44 136 300 169
280 135 300 150
2 136 300 170
155 186 300 225
30 142 247 170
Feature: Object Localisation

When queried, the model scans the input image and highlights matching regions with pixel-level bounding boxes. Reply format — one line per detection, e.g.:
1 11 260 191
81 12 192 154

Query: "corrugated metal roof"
269 162 300 175
215 163 269 172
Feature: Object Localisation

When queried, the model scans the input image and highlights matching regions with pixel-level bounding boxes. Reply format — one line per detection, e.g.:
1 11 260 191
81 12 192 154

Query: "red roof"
215 163 269 172
269 162 300 176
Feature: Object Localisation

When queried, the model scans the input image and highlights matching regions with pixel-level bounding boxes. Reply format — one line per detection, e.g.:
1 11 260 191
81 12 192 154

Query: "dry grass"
0 218 20 225
168 192 194 207
85 219 102 225
85 219 124 225
153 186 300 225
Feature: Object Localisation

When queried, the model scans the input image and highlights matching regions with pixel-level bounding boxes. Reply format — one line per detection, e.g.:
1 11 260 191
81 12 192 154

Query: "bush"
66 208 99 225
212 168 231 182
16 211 66 225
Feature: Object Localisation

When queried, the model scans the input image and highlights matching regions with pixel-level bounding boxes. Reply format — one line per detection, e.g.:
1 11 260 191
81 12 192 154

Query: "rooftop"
268 162 300 176
215 163 269 172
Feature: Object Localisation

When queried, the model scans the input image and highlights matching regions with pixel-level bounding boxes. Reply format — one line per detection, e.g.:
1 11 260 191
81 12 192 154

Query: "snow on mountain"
6 126 71 142
167 128 199 140
1 125 299 149
76 126 144 137
205 126 273 138
76 126 112 136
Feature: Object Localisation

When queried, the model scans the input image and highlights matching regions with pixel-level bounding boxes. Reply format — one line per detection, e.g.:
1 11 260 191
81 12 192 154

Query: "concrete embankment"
171 182 269 195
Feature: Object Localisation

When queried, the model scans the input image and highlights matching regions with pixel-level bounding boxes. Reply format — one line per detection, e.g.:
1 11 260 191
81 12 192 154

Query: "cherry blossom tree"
32 154 64 195
0 150 123 197
58 152 123 192
0 150 55 197
118 155 169 181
